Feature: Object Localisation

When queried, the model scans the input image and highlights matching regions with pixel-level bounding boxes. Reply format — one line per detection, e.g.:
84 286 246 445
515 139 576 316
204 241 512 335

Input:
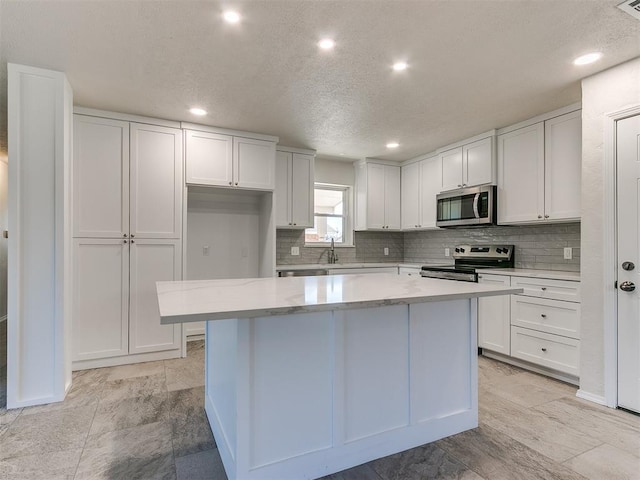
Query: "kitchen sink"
277 269 329 277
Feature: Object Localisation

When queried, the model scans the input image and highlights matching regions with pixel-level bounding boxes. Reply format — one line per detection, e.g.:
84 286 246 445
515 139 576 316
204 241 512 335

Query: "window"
305 184 352 246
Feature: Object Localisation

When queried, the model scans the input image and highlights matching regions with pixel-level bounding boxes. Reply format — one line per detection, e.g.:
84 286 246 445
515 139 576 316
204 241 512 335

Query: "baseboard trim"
72 349 181 371
576 389 608 407
481 350 579 386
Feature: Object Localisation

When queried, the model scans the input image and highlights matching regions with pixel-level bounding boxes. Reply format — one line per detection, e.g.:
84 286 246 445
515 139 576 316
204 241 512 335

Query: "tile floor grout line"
72 396 100 480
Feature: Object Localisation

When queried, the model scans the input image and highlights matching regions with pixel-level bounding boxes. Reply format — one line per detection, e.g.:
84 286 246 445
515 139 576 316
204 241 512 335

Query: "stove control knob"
460 248 465 253
455 248 460 253
496 248 503 254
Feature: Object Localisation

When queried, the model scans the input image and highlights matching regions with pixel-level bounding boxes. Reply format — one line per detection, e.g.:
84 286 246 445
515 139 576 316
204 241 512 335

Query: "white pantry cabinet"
185 129 276 191
401 154 440 230
439 134 495 192
477 274 511 355
355 160 401 230
498 108 581 224
72 112 184 367
275 147 315 228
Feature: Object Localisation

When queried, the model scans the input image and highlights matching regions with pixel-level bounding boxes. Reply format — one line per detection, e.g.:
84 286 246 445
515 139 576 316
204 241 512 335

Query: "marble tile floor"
1 343 639 480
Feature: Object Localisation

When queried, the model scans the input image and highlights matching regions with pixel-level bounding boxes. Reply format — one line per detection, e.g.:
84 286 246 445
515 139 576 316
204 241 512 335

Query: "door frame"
603 104 640 408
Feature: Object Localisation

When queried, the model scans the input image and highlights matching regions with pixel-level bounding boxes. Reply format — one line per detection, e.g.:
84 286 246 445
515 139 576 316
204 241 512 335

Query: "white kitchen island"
157 273 521 480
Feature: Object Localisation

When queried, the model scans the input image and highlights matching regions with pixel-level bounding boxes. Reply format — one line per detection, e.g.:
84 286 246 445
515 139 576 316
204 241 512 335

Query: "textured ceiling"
1 0 639 162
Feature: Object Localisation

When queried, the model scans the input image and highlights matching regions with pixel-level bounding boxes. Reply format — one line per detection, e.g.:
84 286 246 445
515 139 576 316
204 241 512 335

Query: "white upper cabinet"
439 134 495 192
401 161 420 230
73 116 130 238
498 108 581 224
497 123 545 224
401 154 440 230
185 130 233 186
234 137 276 190
73 115 183 239
419 155 441 229
544 110 581 221
275 149 315 228
130 123 182 238
355 161 401 231
185 128 276 191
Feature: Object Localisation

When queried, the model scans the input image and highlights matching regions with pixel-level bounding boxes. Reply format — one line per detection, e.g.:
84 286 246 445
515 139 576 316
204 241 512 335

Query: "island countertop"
157 274 523 324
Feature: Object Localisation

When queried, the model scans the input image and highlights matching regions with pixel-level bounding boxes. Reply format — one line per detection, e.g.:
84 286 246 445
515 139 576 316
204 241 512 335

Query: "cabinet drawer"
510 277 580 302
511 296 580 339
510 326 579 376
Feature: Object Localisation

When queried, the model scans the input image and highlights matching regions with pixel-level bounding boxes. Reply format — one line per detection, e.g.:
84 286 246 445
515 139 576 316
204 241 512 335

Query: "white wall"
314 158 355 186
581 57 640 399
0 156 7 320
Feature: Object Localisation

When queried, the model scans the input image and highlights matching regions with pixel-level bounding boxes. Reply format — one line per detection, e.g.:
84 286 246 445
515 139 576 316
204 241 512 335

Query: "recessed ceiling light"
392 62 408 71
223 10 241 24
386 142 400 149
190 107 207 116
573 52 602 66
318 38 335 50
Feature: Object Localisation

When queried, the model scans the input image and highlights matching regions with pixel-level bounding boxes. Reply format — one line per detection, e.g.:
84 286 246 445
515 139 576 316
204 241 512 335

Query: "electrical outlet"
291 246 300 256
384 247 389 256
203 245 209 256
564 247 573 260
445 248 450 257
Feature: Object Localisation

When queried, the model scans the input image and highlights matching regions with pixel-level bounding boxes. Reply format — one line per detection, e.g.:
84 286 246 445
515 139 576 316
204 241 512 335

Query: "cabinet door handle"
293 223 296 226
544 214 549 219
235 182 239 186
541 287 547 291
123 233 128 238
123 240 128 244
541 314 547 318
541 348 547 352
229 181 233 186
131 234 135 238
538 215 543 219
131 240 135 244
457 184 462 188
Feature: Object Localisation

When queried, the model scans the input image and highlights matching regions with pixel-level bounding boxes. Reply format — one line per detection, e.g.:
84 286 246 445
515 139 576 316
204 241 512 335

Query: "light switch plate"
203 245 209 256
384 247 389 256
564 247 573 260
445 248 450 257
291 246 300 256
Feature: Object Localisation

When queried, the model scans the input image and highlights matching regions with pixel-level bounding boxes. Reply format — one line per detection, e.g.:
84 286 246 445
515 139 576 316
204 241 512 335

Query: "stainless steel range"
420 244 514 282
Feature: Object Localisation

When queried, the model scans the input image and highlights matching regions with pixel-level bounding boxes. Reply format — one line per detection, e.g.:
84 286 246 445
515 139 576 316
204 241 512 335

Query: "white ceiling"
1 0 639 162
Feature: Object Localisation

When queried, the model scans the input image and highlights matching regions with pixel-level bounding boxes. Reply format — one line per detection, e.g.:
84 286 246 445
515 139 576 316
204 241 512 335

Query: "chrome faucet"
328 238 338 264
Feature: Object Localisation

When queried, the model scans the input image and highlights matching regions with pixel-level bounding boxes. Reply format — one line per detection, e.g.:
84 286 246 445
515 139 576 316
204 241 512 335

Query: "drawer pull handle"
541 348 547 352
541 314 547 318
541 287 547 291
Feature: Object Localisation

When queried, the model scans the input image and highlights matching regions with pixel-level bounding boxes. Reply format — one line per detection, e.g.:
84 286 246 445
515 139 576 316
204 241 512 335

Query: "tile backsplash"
276 230 404 265
277 222 580 271
404 222 580 271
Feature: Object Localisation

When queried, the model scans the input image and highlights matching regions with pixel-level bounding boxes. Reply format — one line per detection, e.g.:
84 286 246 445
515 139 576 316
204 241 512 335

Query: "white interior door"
617 114 640 413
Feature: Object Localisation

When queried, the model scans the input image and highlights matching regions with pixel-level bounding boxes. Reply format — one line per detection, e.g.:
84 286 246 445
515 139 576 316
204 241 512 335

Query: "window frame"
304 183 354 247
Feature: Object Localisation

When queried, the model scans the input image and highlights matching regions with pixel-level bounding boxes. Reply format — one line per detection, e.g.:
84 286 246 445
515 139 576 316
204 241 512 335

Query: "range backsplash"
277 222 580 271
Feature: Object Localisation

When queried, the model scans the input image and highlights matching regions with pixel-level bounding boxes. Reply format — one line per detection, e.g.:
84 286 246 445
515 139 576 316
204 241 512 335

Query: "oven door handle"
473 193 480 218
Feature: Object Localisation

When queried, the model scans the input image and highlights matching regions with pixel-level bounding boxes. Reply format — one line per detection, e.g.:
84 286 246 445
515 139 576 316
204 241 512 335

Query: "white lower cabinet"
477 274 511 355
510 326 580 377
129 239 182 354
72 239 129 361
478 272 581 380
72 238 182 365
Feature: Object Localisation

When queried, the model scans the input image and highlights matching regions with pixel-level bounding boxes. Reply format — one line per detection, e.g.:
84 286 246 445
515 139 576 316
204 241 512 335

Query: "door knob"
620 281 636 292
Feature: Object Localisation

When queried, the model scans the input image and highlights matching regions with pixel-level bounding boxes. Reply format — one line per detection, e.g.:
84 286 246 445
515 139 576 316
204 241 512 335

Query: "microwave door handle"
473 193 480 218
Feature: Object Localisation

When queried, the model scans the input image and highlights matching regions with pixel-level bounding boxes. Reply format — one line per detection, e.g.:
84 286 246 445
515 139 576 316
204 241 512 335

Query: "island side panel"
205 318 238 480
409 299 478 432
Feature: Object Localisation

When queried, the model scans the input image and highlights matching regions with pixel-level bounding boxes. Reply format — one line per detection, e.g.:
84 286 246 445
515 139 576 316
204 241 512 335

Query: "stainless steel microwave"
436 185 496 227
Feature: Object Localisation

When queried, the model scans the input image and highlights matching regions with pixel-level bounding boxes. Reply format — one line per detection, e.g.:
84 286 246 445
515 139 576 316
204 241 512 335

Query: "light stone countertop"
476 268 580 282
157 274 522 324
